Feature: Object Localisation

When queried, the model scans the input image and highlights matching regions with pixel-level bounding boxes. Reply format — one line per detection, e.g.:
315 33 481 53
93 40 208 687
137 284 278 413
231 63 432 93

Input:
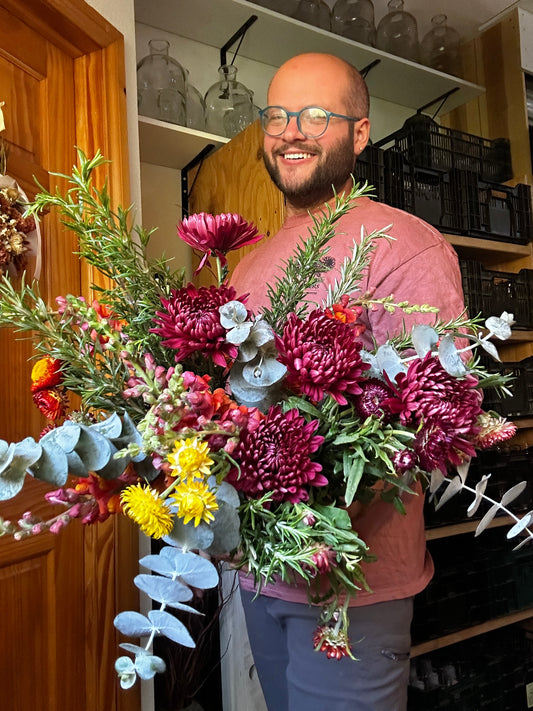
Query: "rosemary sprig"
261 179 375 333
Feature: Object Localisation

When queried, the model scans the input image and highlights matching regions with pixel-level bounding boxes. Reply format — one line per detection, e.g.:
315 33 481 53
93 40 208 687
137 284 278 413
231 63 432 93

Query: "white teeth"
283 152 312 160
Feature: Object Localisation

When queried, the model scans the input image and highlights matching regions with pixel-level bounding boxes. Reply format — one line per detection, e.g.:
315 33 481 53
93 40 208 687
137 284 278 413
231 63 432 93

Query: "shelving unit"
134 3 533 708
138 116 229 170
135 0 484 115
411 606 533 658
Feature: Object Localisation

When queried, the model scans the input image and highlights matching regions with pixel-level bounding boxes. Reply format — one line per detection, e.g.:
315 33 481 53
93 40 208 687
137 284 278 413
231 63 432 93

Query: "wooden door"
0 3 140 710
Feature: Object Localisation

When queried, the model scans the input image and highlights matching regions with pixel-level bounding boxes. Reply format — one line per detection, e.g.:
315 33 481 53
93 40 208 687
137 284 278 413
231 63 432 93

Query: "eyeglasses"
259 106 361 138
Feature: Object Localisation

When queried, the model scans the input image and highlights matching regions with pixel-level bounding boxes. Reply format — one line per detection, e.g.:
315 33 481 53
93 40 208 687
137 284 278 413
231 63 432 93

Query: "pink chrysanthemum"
275 309 370 405
151 283 245 367
385 353 483 471
226 405 326 503
177 212 263 272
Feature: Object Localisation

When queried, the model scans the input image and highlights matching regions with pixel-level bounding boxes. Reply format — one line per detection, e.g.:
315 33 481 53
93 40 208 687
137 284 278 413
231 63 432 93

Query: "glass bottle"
331 0 376 46
137 39 187 125
186 75 206 131
204 65 255 138
376 0 420 63
420 14 462 77
291 0 331 31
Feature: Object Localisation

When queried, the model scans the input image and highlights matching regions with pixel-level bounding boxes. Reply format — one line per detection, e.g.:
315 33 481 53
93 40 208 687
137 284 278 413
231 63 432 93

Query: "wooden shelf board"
134 0 484 114
515 417 533 429
411 606 533 657
444 233 532 260
138 116 229 170
425 515 514 541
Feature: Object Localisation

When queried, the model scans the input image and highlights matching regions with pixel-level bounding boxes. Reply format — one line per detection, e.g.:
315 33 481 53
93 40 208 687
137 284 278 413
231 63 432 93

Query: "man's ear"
353 118 371 156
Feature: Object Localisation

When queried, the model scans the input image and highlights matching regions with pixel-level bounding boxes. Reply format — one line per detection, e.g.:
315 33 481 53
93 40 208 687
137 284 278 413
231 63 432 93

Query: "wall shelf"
134 0 484 114
411 606 533 657
138 116 229 170
444 233 532 262
425 515 514 541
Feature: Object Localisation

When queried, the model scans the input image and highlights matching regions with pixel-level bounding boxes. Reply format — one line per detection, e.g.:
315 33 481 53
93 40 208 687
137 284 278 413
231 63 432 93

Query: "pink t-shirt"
231 196 465 606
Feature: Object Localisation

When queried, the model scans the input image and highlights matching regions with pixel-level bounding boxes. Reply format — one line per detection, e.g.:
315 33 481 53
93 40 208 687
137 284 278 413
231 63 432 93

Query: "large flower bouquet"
0 150 530 687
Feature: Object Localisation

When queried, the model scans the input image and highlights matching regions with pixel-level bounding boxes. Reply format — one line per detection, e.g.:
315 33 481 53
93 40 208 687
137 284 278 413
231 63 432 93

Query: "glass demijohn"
137 39 187 125
376 0 420 62
186 74 206 131
420 14 462 77
204 65 255 138
291 0 331 31
331 0 376 46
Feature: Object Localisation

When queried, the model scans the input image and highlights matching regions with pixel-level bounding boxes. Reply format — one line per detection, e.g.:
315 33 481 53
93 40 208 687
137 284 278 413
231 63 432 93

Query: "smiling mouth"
281 151 314 160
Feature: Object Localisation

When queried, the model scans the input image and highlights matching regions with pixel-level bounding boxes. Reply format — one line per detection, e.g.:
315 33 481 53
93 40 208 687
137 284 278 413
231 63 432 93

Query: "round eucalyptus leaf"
148 609 195 648
134 573 193 603
114 610 153 637
28 440 68 486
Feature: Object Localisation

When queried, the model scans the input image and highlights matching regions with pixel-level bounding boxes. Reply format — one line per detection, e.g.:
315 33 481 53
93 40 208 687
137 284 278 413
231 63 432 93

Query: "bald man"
231 53 466 711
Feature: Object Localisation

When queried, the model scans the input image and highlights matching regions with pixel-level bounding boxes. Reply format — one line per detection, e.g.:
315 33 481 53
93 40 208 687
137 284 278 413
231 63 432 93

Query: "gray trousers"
240 589 413 711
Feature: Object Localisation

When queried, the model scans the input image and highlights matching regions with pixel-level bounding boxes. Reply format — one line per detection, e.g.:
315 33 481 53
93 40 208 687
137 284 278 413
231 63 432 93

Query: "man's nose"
281 115 306 141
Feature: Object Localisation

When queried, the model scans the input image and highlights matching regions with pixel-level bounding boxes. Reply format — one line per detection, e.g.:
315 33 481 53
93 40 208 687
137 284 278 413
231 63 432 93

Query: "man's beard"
263 130 356 211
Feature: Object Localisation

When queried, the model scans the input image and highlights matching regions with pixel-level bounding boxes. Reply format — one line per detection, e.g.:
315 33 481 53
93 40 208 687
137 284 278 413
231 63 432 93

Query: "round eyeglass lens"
299 107 329 137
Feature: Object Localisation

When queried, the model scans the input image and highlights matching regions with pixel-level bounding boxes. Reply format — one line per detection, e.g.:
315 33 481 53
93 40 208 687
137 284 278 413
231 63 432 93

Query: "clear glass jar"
137 39 187 125
204 65 255 138
186 76 206 131
291 0 331 31
331 0 376 46
376 0 419 62
420 14 462 77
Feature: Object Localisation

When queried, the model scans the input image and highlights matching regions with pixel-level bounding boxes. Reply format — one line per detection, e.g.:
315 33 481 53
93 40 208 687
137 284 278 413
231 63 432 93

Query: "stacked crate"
375 113 533 245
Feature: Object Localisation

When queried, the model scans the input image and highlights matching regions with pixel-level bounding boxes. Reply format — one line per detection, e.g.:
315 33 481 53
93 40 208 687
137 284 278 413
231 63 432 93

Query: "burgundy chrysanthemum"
385 353 483 471
275 309 370 405
352 377 395 421
226 405 326 503
151 283 244 367
177 212 263 272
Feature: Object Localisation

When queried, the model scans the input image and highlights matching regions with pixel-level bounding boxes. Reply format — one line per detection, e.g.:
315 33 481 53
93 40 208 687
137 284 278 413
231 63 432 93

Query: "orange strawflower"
30 356 63 392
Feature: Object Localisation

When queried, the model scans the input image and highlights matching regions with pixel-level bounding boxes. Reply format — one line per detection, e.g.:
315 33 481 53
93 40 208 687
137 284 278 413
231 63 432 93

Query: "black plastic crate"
463 177 533 244
377 113 513 183
480 355 533 418
459 259 533 329
355 143 385 202
384 154 466 234
409 626 533 711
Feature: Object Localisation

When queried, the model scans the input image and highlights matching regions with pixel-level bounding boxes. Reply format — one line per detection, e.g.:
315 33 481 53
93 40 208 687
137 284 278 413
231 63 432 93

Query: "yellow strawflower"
167 437 214 479
170 478 219 527
120 483 174 539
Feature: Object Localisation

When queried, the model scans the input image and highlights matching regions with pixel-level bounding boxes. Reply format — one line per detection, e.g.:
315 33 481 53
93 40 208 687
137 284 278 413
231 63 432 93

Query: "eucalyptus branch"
434 472 533 549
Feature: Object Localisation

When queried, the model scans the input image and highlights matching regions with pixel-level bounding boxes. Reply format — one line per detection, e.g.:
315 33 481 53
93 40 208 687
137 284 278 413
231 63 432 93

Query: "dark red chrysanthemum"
178 212 263 272
275 309 370 405
226 405 326 503
352 377 395 421
151 283 245 367
385 353 483 471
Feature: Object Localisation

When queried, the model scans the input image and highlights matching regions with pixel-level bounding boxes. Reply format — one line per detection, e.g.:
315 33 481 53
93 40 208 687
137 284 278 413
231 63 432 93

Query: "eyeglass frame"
259 105 362 138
